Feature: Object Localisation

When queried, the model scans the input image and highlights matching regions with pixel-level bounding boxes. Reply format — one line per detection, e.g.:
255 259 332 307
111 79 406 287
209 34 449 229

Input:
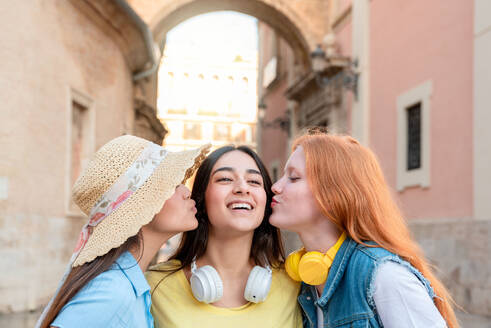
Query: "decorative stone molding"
396 80 432 191
65 88 96 217
286 71 343 130
134 99 167 144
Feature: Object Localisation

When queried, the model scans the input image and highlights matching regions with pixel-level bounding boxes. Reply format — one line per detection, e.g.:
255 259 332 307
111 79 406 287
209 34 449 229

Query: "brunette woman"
146 146 303 327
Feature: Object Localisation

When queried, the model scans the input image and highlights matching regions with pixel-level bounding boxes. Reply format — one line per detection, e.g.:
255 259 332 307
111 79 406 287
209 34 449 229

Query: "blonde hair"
293 131 458 328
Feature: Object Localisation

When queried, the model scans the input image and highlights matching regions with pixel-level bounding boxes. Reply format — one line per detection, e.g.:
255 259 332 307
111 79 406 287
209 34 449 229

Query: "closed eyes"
216 177 262 186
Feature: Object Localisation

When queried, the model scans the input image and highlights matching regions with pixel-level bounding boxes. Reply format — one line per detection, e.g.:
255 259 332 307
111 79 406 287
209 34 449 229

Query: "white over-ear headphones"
190 260 272 304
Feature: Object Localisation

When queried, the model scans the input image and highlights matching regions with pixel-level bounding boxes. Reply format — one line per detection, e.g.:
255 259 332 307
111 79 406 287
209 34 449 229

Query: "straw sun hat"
71 135 210 267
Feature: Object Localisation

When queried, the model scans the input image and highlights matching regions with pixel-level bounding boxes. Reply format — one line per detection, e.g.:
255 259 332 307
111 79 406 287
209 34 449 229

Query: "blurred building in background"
154 11 259 260
157 16 258 152
0 0 165 313
0 0 489 322
258 0 490 317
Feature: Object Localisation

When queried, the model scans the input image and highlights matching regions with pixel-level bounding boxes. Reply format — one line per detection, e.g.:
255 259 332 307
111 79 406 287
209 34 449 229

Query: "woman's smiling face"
204 150 266 234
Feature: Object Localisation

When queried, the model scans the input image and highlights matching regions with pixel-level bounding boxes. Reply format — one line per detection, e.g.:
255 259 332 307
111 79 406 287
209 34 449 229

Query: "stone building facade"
2 0 488 320
0 0 164 313
258 0 491 318
1 0 329 314
158 36 258 152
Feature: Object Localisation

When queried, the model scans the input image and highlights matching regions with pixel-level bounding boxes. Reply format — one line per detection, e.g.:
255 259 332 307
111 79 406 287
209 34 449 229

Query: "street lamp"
310 44 359 99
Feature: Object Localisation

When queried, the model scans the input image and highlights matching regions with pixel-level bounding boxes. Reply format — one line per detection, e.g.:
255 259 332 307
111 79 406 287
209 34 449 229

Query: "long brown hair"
39 232 142 328
149 146 284 289
294 131 459 328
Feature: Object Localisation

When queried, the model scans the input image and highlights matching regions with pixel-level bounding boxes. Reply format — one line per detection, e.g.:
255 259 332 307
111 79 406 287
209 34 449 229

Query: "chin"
188 220 199 231
268 212 281 226
178 217 198 232
269 214 290 230
225 220 262 234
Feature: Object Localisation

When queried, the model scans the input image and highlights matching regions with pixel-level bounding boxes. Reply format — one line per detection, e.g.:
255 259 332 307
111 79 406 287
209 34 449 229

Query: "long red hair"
294 131 458 328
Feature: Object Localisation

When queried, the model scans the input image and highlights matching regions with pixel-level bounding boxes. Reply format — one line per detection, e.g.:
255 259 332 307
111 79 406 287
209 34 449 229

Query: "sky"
164 11 258 61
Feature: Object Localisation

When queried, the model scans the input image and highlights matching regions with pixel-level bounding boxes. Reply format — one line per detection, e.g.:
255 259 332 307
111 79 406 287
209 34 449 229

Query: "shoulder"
373 261 429 296
354 242 397 261
52 269 136 327
372 261 445 327
268 267 303 325
271 266 301 294
146 259 182 290
81 268 136 301
341 242 400 292
346 242 399 272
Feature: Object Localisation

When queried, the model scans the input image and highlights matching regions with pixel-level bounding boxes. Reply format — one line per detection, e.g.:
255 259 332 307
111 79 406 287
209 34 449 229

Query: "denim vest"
298 238 436 328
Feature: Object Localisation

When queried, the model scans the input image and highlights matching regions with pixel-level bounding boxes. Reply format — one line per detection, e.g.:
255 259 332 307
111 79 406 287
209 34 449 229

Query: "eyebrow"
212 167 262 176
284 165 298 174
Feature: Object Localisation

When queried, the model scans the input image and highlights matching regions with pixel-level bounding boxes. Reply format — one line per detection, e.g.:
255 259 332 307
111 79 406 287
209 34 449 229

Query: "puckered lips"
271 196 280 208
226 199 255 213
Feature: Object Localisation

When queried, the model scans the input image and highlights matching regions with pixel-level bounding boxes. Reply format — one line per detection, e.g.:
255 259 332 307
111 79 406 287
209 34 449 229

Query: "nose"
233 178 250 194
271 177 283 195
177 184 191 199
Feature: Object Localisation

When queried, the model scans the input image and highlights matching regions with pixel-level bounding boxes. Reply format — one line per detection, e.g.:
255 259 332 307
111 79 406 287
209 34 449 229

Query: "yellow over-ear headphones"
285 232 346 285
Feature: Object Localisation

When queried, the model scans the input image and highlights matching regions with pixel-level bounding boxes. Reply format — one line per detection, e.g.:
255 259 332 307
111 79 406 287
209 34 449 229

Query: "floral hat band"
70 142 168 266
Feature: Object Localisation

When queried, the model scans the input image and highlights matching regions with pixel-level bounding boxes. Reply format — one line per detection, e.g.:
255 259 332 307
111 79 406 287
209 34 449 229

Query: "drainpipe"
114 0 161 81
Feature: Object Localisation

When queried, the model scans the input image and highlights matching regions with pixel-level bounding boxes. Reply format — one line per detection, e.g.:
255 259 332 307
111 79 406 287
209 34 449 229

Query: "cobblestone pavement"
0 309 489 327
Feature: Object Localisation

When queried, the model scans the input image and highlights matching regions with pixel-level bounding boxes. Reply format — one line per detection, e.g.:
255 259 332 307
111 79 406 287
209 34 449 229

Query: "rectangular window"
213 124 231 141
396 80 432 191
70 101 89 212
183 123 201 140
233 129 247 143
407 103 421 170
67 89 94 215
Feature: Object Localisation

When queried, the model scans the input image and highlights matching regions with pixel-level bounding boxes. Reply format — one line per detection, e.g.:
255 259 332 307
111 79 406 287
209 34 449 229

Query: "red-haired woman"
270 130 458 328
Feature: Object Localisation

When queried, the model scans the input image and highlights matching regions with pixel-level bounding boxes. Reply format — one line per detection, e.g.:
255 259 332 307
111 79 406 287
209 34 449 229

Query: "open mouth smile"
227 201 254 211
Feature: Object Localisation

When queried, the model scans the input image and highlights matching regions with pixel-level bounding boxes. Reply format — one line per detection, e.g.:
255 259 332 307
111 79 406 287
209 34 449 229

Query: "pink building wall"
369 0 474 219
331 5 353 134
261 78 290 175
258 22 293 177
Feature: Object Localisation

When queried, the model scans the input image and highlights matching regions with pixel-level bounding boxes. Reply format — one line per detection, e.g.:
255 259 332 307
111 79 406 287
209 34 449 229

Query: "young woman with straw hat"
146 146 303 327
269 129 458 328
36 135 210 328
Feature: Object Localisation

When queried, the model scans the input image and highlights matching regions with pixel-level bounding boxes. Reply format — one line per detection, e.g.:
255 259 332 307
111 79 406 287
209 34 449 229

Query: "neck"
297 218 341 295
297 217 341 254
199 229 255 276
130 227 174 272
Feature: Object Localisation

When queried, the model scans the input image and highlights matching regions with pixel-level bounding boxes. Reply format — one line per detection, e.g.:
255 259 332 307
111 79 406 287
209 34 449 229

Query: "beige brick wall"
0 0 136 312
410 219 491 316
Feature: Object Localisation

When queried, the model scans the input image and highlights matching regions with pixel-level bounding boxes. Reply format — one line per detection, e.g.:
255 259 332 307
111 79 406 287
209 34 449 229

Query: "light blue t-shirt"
52 251 153 328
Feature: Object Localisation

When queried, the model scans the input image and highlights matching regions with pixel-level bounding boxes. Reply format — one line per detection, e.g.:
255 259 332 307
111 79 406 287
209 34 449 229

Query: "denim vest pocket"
329 313 373 328
331 319 370 328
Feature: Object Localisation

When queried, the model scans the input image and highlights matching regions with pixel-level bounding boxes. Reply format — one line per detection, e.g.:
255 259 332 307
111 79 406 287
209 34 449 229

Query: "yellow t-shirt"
146 260 303 328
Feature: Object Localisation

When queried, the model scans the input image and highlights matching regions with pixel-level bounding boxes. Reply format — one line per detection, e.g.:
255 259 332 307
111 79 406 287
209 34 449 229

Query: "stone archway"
130 0 328 71
129 0 329 256
128 0 329 130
